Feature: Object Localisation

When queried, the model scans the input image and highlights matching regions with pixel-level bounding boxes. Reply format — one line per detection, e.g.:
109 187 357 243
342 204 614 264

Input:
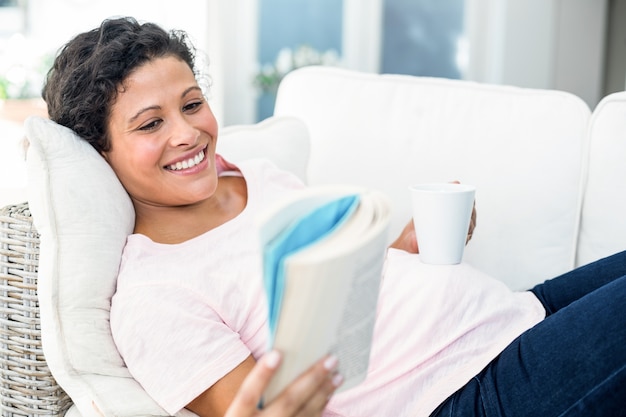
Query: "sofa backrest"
274 66 591 290
576 91 626 267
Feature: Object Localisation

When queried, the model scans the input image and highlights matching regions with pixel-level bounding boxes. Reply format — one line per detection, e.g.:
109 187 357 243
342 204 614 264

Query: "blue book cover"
263 194 360 341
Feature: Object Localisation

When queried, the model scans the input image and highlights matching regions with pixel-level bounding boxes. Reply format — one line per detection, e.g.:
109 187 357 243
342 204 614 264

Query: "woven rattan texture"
0 203 72 416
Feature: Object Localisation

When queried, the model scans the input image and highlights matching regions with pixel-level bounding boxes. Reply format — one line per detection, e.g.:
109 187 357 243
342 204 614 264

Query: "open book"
257 185 391 403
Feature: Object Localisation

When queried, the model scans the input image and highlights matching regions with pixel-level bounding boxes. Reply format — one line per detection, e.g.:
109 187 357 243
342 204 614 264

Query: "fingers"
449 180 477 245
224 351 282 417
262 354 343 417
466 201 477 244
394 181 477 252
389 220 419 253
291 373 342 417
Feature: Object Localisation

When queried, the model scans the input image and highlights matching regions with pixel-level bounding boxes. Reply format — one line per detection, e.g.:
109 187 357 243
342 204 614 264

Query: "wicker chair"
0 202 72 416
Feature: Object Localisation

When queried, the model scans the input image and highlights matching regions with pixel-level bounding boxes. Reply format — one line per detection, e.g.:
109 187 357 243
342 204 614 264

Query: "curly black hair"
42 16 197 153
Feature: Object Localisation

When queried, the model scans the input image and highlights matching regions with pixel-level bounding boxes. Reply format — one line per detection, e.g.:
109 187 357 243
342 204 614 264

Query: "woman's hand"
389 219 419 253
225 351 343 417
389 202 477 254
466 201 477 244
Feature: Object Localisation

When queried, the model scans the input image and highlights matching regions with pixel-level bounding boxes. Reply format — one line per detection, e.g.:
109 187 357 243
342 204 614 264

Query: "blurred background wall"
0 0 624 127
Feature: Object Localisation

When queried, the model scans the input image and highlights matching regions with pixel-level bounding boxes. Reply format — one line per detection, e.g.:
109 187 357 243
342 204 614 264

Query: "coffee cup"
409 183 475 265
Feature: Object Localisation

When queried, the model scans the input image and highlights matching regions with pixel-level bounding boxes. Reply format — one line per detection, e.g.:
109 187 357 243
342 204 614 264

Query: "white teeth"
167 150 205 171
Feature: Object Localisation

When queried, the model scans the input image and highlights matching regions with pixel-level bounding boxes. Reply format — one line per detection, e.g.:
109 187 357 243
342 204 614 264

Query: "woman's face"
104 56 219 209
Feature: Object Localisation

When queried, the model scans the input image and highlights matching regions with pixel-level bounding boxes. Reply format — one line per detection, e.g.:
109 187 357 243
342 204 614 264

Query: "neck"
132 176 247 244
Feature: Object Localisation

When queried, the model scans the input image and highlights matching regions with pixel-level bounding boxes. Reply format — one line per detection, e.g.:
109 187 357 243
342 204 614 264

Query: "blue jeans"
430 251 626 417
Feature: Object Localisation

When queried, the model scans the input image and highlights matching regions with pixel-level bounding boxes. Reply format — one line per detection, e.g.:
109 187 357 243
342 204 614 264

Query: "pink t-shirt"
110 158 545 416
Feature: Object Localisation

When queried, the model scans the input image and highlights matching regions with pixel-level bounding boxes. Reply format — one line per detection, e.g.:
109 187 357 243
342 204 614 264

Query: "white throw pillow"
25 116 169 416
217 115 310 183
25 115 310 416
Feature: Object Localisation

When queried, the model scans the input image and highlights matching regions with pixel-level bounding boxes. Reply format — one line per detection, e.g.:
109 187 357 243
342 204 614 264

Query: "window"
256 0 343 121
381 0 466 79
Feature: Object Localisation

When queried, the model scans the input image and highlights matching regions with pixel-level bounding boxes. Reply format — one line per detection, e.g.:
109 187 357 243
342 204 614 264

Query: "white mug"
409 183 475 265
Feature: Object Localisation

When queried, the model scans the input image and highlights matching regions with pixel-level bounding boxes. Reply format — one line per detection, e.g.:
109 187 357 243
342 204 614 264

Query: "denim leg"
432 269 626 416
531 250 626 316
429 377 487 417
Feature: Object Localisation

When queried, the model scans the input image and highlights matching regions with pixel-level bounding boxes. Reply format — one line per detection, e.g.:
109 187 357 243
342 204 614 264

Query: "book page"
327 242 383 382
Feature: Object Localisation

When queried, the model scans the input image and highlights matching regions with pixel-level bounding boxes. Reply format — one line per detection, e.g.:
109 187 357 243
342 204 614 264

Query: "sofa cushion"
24 115 309 416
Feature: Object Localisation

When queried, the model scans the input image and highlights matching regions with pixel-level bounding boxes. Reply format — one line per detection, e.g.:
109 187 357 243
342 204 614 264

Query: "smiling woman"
39 14 626 417
103 57 224 234
41 16 341 417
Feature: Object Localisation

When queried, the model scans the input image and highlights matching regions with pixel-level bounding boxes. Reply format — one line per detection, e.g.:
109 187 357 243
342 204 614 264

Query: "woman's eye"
183 101 203 112
138 119 162 131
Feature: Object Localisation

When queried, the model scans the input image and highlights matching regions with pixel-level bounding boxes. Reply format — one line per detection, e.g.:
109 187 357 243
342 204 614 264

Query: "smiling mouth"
165 148 206 171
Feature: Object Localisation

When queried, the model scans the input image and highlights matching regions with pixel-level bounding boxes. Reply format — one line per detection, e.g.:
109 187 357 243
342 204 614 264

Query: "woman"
43 17 625 417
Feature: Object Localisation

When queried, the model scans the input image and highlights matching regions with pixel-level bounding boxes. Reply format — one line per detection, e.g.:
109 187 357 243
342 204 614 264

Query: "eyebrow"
128 86 204 124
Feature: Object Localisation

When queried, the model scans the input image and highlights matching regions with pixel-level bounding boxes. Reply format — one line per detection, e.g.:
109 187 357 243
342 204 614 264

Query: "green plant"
254 45 339 93
0 77 8 99
0 41 54 99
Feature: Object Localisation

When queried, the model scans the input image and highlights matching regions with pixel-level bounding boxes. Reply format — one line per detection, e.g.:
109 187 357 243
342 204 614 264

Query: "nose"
168 115 200 147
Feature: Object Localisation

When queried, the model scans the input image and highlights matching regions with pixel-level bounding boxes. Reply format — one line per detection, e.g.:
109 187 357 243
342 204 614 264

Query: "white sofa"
1 66 625 416
272 66 626 290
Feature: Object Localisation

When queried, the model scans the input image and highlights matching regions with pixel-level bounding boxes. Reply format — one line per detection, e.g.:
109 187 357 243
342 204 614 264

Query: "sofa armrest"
576 91 626 267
